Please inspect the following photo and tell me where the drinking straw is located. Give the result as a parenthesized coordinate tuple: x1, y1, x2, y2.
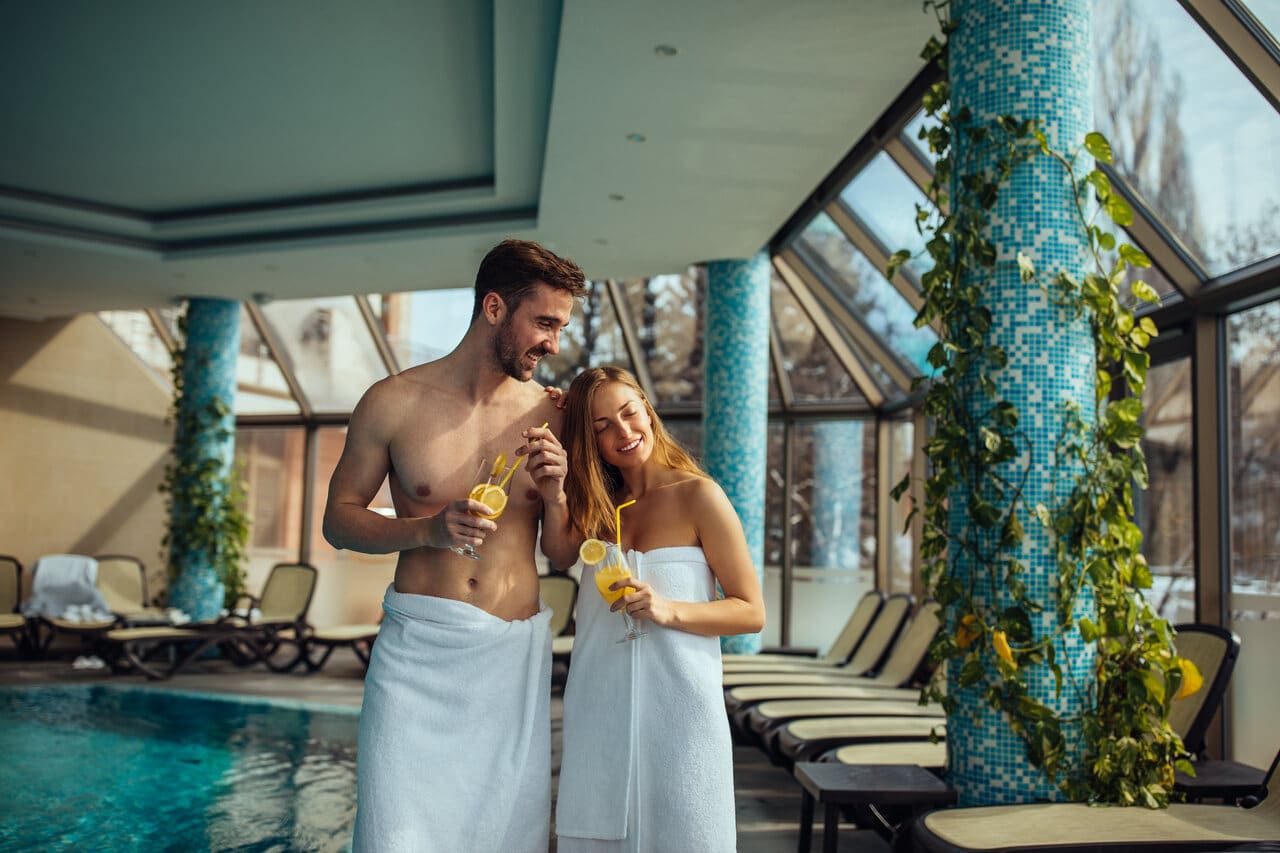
(498, 422, 550, 489)
(486, 454, 506, 486)
(614, 499, 637, 548)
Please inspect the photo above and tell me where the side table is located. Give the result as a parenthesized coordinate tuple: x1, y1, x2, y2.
(793, 761, 956, 853)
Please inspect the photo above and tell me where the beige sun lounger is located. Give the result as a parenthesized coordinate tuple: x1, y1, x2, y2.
(721, 590, 885, 672)
(722, 594, 914, 688)
(908, 748, 1280, 853)
(0, 555, 29, 652)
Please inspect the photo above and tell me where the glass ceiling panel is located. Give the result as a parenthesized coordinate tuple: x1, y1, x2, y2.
(236, 305, 299, 415)
(380, 288, 473, 369)
(769, 269, 866, 406)
(622, 270, 705, 407)
(258, 296, 388, 414)
(768, 357, 782, 408)
(155, 305, 183, 345)
(830, 321, 898, 397)
(1241, 0, 1280, 47)
(839, 151, 933, 282)
(97, 310, 173, 389)
(536, 282, 633, 390)
(1093, 0, 1280, 277)
(797, 213, 937, 377)
(902, 109, 939, 167)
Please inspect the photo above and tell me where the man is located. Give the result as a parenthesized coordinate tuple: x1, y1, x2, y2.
(323, 239, 588, 852)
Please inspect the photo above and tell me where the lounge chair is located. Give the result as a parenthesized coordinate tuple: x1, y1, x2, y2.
(25, 554, 116, 652)
(907, 747, 1280, 853)
(822, 740, 948, 770)
(104, 561, 318, 679)
(92, 555, 169, 624)
(0, 555, 30, 652)
(727, 601, 938, 740)
(297, 622, 380, 672)
(721, 593, 914, 690)
(721, 590, 884, 672)
(538, 572, 579, 673)
(1166, 623, 1264, 804)
(218, 562, 319, 671)
(752, 604, 943, 766)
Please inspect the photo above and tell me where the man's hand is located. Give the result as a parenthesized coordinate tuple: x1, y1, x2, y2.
(429, 498, 499, 549)
(518, 424, 568, 506)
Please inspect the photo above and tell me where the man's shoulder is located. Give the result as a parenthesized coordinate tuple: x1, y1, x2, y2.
(515, 379, 564, 427)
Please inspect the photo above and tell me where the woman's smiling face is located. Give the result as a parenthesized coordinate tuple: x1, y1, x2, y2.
(591, 381, 653, 469)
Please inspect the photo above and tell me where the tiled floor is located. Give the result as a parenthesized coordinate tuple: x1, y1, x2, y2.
(0, 647, 890, 853)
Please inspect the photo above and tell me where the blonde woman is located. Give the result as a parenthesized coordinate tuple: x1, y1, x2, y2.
(554, 366, 765, 853)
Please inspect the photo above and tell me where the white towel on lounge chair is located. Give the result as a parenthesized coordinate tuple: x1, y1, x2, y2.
(353, 586, 553, 853)
(22, 554, 111, 620)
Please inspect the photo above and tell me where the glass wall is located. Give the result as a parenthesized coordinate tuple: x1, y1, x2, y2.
(1137, 358, 1195, 623)
(1226, 300, 1280, 768)
(306, 426, 397, 628)
(236, 427, 306, 596)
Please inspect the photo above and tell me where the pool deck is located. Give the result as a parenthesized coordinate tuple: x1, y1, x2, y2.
(0, 645, 889, 853)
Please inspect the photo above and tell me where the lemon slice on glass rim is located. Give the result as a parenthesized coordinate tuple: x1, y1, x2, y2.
(579, 538, 608, 566)
(469, 484, 508, 516)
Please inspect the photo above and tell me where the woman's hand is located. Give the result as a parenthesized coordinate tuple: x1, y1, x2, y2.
(611, 577, 675, 627)
(544, 386, 568, 409)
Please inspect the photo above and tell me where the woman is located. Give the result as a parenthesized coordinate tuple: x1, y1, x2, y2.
(554, 366, 765, 853)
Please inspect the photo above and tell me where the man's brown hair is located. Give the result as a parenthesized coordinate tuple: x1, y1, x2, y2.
(473, 239, 588, 320)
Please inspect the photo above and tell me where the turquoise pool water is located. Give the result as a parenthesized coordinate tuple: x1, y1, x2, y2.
(0, 684, 358, 852)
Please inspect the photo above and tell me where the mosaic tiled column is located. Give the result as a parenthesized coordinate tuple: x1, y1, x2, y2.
(703, 253, 770, 654)
(168, 298, 241, 621)
(811, 421, 863, 571)
(947, 0, 1097, 804)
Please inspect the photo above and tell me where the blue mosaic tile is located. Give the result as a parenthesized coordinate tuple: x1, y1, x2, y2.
(946, 0, 1097, 805)
(703, 253, 770, 654)
(169, 298, 241, 621)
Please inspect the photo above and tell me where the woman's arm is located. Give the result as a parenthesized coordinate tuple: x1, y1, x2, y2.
(617, 478, 765, 637)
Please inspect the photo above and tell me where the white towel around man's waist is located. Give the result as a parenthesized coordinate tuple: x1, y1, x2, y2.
(22, 554, 112, 620)
(353, 586, 553, 853)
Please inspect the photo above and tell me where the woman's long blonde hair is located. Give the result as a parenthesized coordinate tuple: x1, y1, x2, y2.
(562, 366, 704, 541)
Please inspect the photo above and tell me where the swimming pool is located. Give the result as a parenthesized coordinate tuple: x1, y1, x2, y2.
(0, 684, 358, 852)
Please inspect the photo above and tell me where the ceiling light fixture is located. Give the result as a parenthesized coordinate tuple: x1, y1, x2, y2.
(608, 193, 624, 202)
(654, 45, 677, 57)
(625, 133, 646, 143)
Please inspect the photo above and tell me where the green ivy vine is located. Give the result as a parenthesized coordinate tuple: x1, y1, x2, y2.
(159, 310, 251, 608)
(889, 13, 1199, 807)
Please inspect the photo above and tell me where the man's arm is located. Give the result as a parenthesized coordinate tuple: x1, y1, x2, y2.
(521, 422, 581, 571)
(322, 382, 433, 554)
(324, 382, 498, 555)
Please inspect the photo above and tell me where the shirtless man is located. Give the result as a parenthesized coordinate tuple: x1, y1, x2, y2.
(323, 239, 587, 852)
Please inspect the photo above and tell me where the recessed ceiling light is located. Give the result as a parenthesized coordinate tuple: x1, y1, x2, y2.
(626, 133, 646, 143)
(608, 193, 624, 202)
(654, 45, 677, 57)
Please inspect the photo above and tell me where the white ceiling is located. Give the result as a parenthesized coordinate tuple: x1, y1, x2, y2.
(0, 0, 932, 320)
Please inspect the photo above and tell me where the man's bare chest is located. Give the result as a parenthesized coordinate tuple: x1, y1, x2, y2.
(388, 419, 543, 508)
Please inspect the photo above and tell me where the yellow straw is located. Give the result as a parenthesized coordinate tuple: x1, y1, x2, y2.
(499, 422, 550, 490)
(614, 499, 637, 548)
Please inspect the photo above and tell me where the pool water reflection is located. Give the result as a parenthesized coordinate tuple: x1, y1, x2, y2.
(0, 685, 357, 852)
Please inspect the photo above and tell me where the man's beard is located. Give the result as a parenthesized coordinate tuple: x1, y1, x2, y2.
(494, 319, 543, 381)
